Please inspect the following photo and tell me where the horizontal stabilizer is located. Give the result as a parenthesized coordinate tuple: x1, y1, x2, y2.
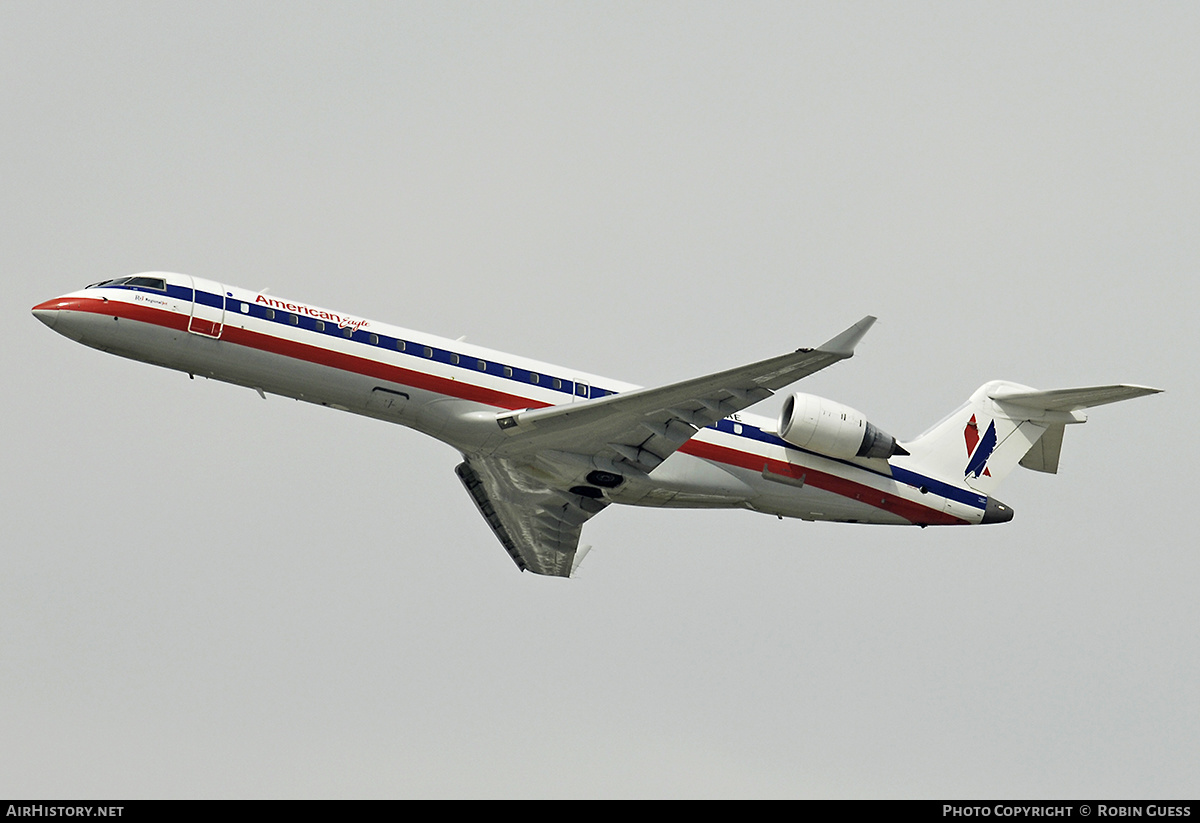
(989, 384, 1161, 412)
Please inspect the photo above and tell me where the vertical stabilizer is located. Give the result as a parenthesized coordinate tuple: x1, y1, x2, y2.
(896, 382, 1049, 495)
(896, 381, 1160, 495)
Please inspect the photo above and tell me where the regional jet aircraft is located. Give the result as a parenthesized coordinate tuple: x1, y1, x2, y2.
(33, 274, 1161, 576)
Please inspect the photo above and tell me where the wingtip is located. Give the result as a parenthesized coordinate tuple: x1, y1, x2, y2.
(1120, 385, 1165, 402)
(818, 315, 877, 357)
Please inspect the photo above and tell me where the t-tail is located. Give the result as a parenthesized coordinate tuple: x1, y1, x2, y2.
(894, 380, 1161, 521)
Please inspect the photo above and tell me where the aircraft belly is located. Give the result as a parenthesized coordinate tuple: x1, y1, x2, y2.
(68, 308, 482, 439)
(646, 452, 756, 498)
(602, 446, 921, 524)
(732, 466, 906, 524)
(188, 343, 468, 438)
(67, 310, 192, 368)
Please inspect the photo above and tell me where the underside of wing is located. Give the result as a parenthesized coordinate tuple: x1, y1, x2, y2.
(455, 458, 607, 577)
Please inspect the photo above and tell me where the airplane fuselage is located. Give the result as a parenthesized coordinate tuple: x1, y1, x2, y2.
(33, 273, 995, 549)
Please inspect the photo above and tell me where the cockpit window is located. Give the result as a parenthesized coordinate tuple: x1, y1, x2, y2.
(86, 277, 131, 289)
(125, 276, 166, 290)
(85, 276, 165, 291)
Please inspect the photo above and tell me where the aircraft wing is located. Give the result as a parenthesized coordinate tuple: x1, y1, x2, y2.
(455, 317, 876, 576)
(491, 315, 877, 475)
(456, 458, 605, 577)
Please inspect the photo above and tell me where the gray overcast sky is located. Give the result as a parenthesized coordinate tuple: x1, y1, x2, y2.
(2, 1, 1197, 798)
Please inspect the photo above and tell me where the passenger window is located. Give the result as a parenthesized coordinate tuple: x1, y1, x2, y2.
(530, 373, 540, 385)
(315, 320, 325, 332)
(288, 314, 299, 325)
(369, 333, 378, 345)
(265, 308, 275, 320)
(552, 378, 562, 390)
(342, 327, 353, 338)
(476, 359, 487, 371)
(503, 366, 513, 378)
(423, 346, 433, 358)
(449, 353, 459, 365)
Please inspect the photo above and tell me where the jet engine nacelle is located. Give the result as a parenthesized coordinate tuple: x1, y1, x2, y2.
(777, 392, 906, 460)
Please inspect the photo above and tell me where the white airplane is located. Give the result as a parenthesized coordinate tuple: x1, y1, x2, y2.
(33, 273, 1161, 577)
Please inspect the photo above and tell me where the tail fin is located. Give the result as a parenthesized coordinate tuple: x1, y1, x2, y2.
(896, 380, 1161, 496)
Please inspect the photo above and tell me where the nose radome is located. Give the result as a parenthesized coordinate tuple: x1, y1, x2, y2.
(32, 299, 62, 329)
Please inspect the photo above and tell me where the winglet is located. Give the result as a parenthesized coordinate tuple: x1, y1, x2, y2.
(817, 315, 877, 357)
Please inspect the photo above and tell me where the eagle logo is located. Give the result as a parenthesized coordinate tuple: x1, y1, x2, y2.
(964, 415, 997, 479)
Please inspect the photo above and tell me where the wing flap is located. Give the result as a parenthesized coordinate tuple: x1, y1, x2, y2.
(456, 461, 530, 572)
(455, 458, 607, 577)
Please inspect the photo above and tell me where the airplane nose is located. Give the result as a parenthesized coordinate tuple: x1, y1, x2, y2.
(32, 299, 62, 329)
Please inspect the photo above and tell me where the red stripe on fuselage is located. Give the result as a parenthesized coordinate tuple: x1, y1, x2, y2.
(678, 440, 966, 525)
(64, 295, 963, 525)
(58, 296, 549, 411)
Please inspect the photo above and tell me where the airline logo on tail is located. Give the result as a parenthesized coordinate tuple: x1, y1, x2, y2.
(964, 415, 997, 479)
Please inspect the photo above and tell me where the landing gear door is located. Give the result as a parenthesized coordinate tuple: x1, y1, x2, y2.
(188, 276, 226, 338)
